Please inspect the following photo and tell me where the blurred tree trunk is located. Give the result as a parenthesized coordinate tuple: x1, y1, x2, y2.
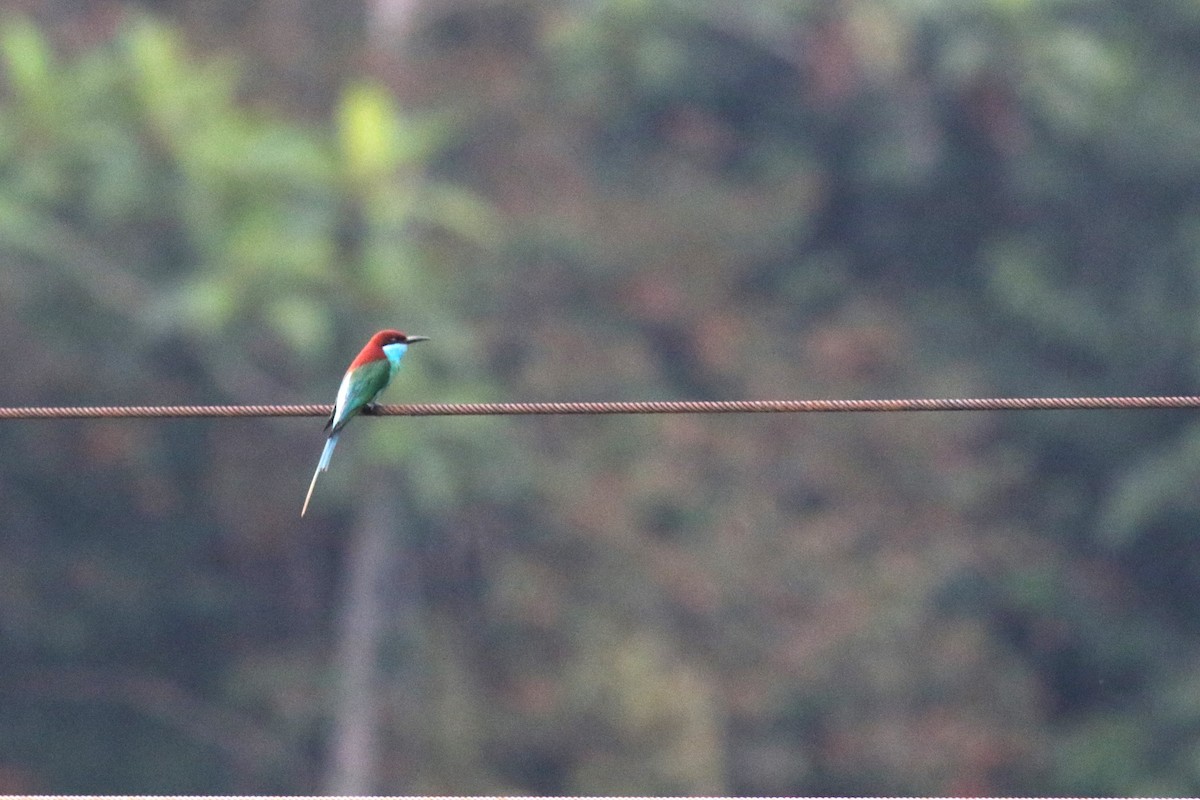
(322, 476, 397, 795)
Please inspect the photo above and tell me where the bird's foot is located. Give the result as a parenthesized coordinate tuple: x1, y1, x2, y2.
(362, 402, 381, 415)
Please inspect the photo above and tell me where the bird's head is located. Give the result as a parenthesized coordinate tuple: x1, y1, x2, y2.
(370, 329, 430, 370)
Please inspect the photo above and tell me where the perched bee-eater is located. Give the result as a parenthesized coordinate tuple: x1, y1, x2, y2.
(301, 329, 429, 516)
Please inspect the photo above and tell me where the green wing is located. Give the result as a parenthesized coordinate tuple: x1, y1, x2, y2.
(330, 359, 393, 433)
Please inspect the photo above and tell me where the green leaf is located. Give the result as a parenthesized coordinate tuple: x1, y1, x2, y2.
(0, 17, 52, 97)
(337, 82, 400, 184)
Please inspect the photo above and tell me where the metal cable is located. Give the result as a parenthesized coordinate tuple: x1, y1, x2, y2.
(1, 396, 1200, 419)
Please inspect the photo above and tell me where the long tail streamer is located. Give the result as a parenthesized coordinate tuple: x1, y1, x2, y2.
(300, 434, 339, 517)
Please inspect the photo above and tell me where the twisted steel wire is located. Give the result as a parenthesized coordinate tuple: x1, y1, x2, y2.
(1, 396, 1200, 420)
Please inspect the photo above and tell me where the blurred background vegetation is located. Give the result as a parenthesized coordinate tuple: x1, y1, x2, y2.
(3, 0, 1200, 794)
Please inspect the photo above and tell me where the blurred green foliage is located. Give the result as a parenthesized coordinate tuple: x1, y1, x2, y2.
(4, 0, 1200, 795)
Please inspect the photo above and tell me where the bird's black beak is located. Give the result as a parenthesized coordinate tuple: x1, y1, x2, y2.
(406, 335, 431, 344)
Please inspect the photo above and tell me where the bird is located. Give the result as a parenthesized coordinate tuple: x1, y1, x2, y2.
(301, 329, 430, 517)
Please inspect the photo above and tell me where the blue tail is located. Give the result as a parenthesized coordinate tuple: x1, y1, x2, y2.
(318, 433, 340, 472)
(302, 433, 340, 517)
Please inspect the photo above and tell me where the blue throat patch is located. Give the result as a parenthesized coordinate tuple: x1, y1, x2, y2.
(381, 342, 408, 376)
